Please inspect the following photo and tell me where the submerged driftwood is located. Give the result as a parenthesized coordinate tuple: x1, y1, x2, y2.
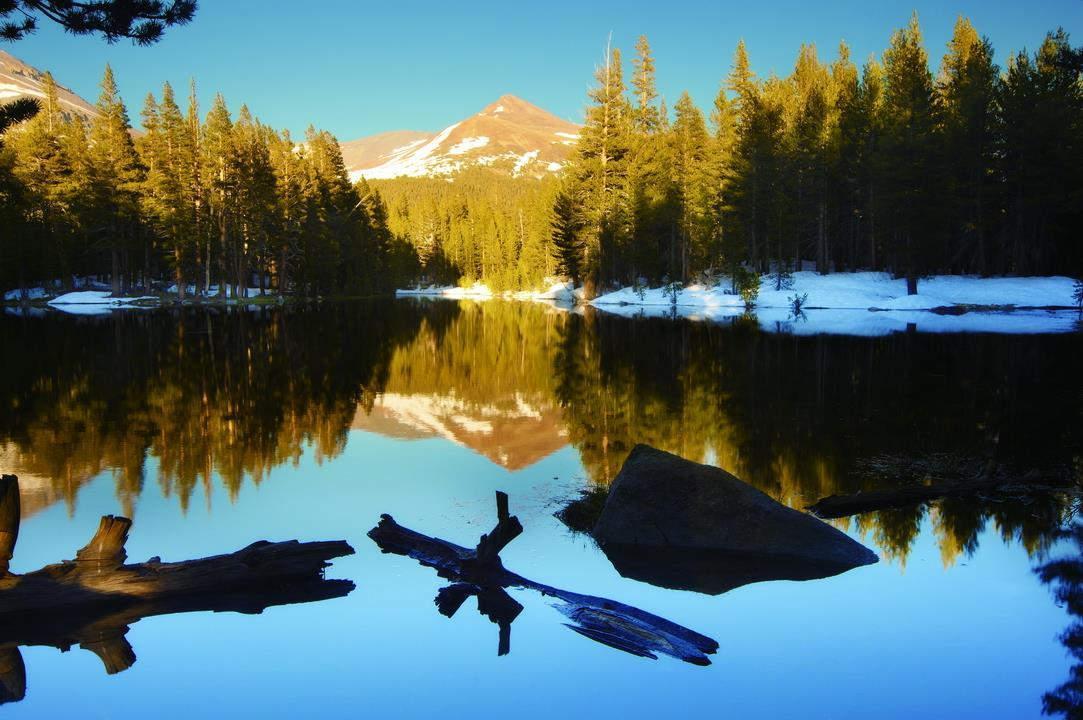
(0, 474, 354, 704)
(807, 457, 1077, 519)
(368, 491, 718, 665)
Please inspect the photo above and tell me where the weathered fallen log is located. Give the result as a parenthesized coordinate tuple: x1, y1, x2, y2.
(0, 474, 354, 704)
(368, 491, 718, 665)
(807, 470, 1076, 519)
(0, 516, 353, 616)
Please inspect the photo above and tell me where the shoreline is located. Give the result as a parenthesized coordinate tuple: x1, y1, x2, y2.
(394, 272, 1083, 336)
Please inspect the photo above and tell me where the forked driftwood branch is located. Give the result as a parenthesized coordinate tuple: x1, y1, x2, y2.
(0, 474, 354, 704)
(368, 491, 718, 665)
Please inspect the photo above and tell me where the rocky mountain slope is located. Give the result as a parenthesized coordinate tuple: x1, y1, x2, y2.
(0, 49, 99, 122)
(342, 94, 580, 181)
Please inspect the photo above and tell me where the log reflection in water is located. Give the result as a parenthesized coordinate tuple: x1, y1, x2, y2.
(0, 475, 354, 705)
(368, 491, 719, 665)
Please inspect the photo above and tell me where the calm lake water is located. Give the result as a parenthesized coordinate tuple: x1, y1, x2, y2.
(1, 300, 1081, 719)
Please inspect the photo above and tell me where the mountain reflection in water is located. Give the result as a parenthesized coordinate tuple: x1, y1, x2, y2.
(0, 299, 1079, 568)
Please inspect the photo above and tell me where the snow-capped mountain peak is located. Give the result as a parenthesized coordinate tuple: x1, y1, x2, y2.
(341, 94, 580, 181)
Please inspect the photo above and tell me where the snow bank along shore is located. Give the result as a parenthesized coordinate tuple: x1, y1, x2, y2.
(397, 272, 1082, 336)
(4, 281, 278, 316)
(396, 279, 583, 304)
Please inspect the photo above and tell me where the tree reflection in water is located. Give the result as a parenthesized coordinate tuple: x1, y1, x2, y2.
(1037, 523, 1083, 719)
(0, 300, 1079, 568)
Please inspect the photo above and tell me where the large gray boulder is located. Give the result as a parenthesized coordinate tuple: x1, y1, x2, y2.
(594, 445, 878, 594)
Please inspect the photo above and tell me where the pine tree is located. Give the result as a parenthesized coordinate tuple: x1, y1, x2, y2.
(726, 40, 770, 271)
(728, 40, 756, 117)
(184, 80, 207, 293)
(939, 17, 998, 274)
(0, 98, 39, 137)
(709, 81, 740, 277)
(881, 13, 942, 294)
(232, 105, 276, 296)
(140, 82, 195, 299)
(631, 35, 660, 133)
(671, 91, 711, 279)
(573, 42, 632, 291)
(11, 72, 78, 285)
(268, 129, 304, 292)
(89, 64, 144, 294)
(551, 188, 584, 282)
(1, 1, 197, 45)
(832, 41, 863, 270)
(789, 44, 834, 273)
(858, 56, 886, 269)
(200, 93, 236, 296)
(997, 30, 1083, 276)
(626, 34, 673, 283)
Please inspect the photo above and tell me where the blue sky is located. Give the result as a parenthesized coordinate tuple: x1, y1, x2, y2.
(6, 0, 1082, 140)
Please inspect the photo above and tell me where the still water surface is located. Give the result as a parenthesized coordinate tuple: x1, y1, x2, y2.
(1, 300, 1080, 718)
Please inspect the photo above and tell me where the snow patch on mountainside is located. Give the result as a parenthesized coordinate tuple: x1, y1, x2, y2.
(0, 82, 29, 100)
(343, 94, 580, 180)
(388, 138, 428, 156)
(513, 150, 539, 176)
(349, 122, 463, 180)
(448, 136, 489, 155)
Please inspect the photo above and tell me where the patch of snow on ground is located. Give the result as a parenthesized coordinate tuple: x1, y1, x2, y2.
(48, 291, 156, 306)
(397, 278, 581, 305)
(492, 105, 505, 113)
(547, 162, 562, 172)
(396, 273, 1081, 335)
(396, 283, 494, 300)
(592, 272, 1079, 311)
(448, 136, 490, 155)
(587, 272, 1080, 335)
(3, 287, 47, 301)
